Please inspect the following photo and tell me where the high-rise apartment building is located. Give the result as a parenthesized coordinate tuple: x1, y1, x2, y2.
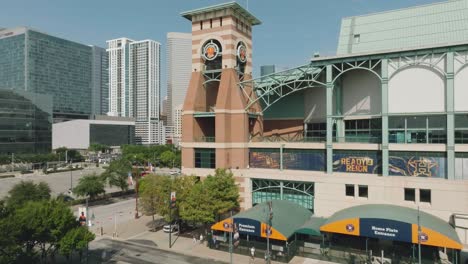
(91, 46, 109, 116)
(0, 27, 106, 121)
(107, 38, 133, 117)
(129, 40, 163, 145)
(107, 38, 163, 145)
(166, 32, 191, 145)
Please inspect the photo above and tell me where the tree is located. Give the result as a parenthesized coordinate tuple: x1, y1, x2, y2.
(13, 199, 78, 262)
(73, 174, 105, 200)
(88, 143, 110, 153)
(179, 181, 215, 223)
(203, 169, 239, 219)
(56, 147, 83, 162)
(160, 150, 176, 168)
(139, 174, 160, 224)
(6, 181, 51, 208)
(101, 158, 131, 191)
(59, 226, 95, 261)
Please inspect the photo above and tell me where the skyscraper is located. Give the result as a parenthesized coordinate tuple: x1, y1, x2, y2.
(107, 38, 133, 117)
(0, 27, 99, 121)
(166, 32, 191, 145)
(91, 46, 109, 116)
(107, 38, 163, 145)
(129, 40, 163, 145)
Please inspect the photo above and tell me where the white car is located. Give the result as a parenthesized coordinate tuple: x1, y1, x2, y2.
(163, 224, 179, 233)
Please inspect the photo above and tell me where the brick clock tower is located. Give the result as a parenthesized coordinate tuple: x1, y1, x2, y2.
(180, 3, 261, 174)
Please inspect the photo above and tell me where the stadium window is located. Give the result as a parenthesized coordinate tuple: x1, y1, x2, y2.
(345, 184, 355, 197)
(210, 19, 213, 28)
(200, 21, 203, 30)
(358, 185, 368, 198)
(420, 189, 431, 203)
(404, 188, 415, 201)
(220, 17, 223, 27)
(354, 34, 360, 44)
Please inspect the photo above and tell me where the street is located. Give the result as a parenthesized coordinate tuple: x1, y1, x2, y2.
(89, 238, 227, 264)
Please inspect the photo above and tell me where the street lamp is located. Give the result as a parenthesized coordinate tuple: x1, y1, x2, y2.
(133, 161, 140, 219)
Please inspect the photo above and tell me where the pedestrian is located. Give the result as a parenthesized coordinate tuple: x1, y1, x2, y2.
(199, 233, 204, 244)
(250, 246, 255, 261)
(192, 235, 197, 244)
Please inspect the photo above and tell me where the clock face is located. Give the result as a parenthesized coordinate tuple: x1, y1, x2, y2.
(202, 41, 220, 61)
(237, 43, 247, 63)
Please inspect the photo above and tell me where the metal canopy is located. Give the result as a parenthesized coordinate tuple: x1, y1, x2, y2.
(238, 64, 325, 112)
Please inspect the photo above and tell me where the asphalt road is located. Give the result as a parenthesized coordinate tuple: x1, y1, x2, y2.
(90, 238, 227, 264)
(0, 166, 123, 199)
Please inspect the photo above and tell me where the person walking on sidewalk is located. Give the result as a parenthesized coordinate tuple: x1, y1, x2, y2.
(250, 246, 255, 262)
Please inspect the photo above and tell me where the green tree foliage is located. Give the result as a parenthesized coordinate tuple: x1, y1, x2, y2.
(6, 181, 51, 208)
(55, 147, 84, 162)
(101, 158, 131, 191)
(160, 150, 176, 168)
(0, 153, 58, 165)
(88, 143, 110, 153)
(179, 169, 239, 224)
(73, 173, 105, 200)
(203, 169, 239, 218)
(139, 174, 160, 223)
(121, 144, 180, 167)
(59, 226, 95, 261)
(139, 175, 198, 223)
(179, 181, 214, 223)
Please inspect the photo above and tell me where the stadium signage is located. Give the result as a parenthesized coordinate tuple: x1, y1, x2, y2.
(341, 157, 374, 173)
(234, 218, 260, 236)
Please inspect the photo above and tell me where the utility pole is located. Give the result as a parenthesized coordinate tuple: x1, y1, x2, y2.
(169, 191, 176, 248)
(65, 150, 68, 164)
(418, 206, 421, 264)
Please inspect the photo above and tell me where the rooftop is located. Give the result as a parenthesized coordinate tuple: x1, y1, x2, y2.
(180, 1, 261, 26)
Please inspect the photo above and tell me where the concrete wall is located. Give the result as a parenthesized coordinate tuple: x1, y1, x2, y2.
(52, 120, 90, 149)
(389, 66, 445, 113)
(455, 66, 468, 112)
(341, 70, 381, 116)
(304, 87, 326, 122)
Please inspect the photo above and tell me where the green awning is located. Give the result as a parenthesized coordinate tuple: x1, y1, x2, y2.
(320, 204, 463, 250)
(295, 217, 327, 236)
(212, 200, 312, 241)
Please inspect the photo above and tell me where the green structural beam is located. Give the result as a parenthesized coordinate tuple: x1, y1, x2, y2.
(326, 65, 334, 174)
(381, 58, 389, 176)
(238, 64, 326, 112)
(446, 52, 455, 180)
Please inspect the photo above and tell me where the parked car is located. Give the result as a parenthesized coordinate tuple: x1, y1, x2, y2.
(163, 223, 179, 233)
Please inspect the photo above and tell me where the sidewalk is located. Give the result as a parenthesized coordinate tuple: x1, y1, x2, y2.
(122, 229, 336, 264)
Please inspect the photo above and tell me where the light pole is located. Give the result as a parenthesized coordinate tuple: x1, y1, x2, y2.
(70, 158, 73, 192)
(266, 201, 273, 264)
(229, 210, 233, 264)
(418, 206, 421, 264)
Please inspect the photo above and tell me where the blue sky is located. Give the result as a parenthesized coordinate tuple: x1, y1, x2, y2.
(0, 0, 442, 97)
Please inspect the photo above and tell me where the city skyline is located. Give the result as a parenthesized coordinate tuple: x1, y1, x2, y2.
(0, 0, 444, 98)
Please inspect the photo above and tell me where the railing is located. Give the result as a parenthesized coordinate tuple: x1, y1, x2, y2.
(333, 136, 381, 144)
(250, 136, 326, 143)
(194, 136, 215, 142)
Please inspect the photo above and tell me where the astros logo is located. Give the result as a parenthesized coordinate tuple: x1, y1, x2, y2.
(346, 224, 355, 232)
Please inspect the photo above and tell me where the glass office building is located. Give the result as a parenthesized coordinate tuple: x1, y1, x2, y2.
(0, 27, 108, 121)
(0, 89, 52, 154)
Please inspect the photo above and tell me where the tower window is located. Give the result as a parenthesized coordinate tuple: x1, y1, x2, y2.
(404, 188, 416, 201)
(220, 17, 223, 26)
(345, 184, 355, 197)
(200, 21, 203, 30)
(420, 189, 431, 203)
(210, 19, 213, 28)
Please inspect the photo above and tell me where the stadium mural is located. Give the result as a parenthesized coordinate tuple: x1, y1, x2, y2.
(333, 151, 382, 174)
(249, 149, 325, 171)
(389, 152, 446, 178)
